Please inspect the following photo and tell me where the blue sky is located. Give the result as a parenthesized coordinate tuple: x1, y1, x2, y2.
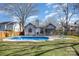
(0, 3, 56, 22)
(0, 3, 79, 26)
(0, 12, 11, 22)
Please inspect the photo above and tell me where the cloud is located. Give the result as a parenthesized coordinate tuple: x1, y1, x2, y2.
(27, 16, 38, 20)
(53, 5, 59, 9)
(0, 11, 5, 13)
(69, 17, 79, 25)
(11, 15, 38, 23)
(62, 3, 67, 7)
(45, 10, 49, 14)
(68, 13, 72, 17)
(44, 12, 58, 26)
(0, 10, 11, 16)
(26, 15, 38, 23)
(46, 3, 53, 8)
(71, 16, 79, 22)
(46, 3, 59, 9)
(45, 12, 57, 20)
(11, 16, 19, 22)
(57, 13, 79, 25)
(46, 3, 53, 6)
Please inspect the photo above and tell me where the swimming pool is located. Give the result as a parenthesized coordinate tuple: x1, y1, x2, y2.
(3, 36, 49, 41)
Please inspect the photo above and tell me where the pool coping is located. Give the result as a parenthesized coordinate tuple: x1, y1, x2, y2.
(3, 36, 49, 42)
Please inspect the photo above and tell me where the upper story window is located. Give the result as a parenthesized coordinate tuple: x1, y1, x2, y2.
(28, 28, 32, 33)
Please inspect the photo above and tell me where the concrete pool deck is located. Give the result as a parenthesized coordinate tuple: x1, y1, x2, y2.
(49, 35, 76, 41)
(2, 35, 76, 42)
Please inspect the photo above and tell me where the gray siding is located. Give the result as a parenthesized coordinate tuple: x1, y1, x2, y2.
(0, 25, 6, 31)
(25, 24, 36, 35)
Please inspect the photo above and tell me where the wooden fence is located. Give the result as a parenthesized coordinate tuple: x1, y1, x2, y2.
(0, 31, 20, 41)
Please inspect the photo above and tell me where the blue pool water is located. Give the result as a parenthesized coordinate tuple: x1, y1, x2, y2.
(6, 36, 49, 41)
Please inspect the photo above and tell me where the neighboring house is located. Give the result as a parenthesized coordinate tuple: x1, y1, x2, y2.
(0, 21, 20, 32)
(25, 23, 56, 36)
(69, 21, 79, 35)
(44, 23, 56, 35)
(0, 22, 8, 31)
(74, 21, 79, 35)
(24, 23, 36, 36)
(69, 25, 77, 35)
(0, 21, 56, 36)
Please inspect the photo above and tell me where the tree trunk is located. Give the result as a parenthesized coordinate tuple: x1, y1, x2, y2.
(19, 23, 25, 35)
(64, 27, 68, 35)
(64, 4, 69, 35)
(64, 24, 70, 35)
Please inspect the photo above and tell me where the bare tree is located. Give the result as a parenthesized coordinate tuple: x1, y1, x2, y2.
(74, 20, 79, 35)
(0, 3, 38, 35)
(73, 3, 79, 35)
(55, 3, 78, 35)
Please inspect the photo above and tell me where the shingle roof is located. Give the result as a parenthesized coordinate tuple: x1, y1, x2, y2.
(25, 23, 36, 28)
(0, 21, 17, 25)
(25, 22, 56, 28)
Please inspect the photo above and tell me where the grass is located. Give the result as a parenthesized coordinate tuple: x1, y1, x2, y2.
(0, 36, 79, 56)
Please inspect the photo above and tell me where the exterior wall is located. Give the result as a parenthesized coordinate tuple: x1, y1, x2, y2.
(46, 25, 55, 29)
(25, 23, 56, 36)
(75, 27, 79, 35)
(25, 25, 36, 36)
(0, 25, 6, 31)
(7, 24, 14, 30)
(36, 28, 40, 35)
(13, 23, 20, 32)
(0, 23, 20, 32)
(45, 25, 56, 35)
(0, 23, 20, 41)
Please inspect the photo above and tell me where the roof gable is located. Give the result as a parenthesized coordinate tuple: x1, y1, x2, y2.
(25, 23, 36, 28)
(45, 23, 56, 28)
(25, 23, 56, 29)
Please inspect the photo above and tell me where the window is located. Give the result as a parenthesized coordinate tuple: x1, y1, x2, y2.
(28, 28, 32, 32)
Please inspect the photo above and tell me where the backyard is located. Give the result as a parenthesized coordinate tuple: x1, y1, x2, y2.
(0, 36, 79, 56)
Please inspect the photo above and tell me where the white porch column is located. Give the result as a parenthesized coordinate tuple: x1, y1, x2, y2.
(5, 24, 7, 30)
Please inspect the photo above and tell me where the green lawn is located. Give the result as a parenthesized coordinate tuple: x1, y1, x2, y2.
(0, 37, 79, 56)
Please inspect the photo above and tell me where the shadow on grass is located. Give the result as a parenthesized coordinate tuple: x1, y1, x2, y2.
(0, 45, 36, 51)
(5, 46, 35, 56)
(34, 43, 79, 56)
(71, 46, 79, 56)
(1, 42, 79, 56)
(18, 43, 77, 56)
(5, 43, 72, 55)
